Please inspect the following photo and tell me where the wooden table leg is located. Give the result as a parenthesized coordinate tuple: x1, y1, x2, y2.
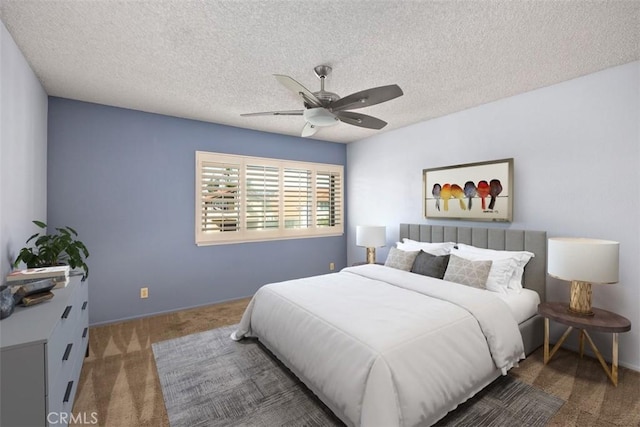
(544, 318, 549, 363)
(548, 325, 573, 363)
(579, 329, 585, 358)
(583, 330, 618, 386)
(612, 333, 619, 386)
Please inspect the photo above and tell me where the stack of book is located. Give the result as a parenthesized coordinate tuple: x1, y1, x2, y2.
(7, 265, 70, 289)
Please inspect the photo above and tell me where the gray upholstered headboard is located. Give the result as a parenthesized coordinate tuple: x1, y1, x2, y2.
(399, 224, 547, 302)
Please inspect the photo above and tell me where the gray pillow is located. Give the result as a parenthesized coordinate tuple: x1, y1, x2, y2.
(411, 251, 450, 279)
(443, 254, 492, 289)
(385, 247, 419, 271)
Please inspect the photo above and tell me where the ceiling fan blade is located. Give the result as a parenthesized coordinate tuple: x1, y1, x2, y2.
(274, 74, 323, 108)
(335, 111, 388, 130)
(330, 84, 403, 112)
(240, 110, 303, 117)
(301, 122, 317, 137)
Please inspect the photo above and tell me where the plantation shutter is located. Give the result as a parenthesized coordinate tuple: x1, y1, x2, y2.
(200, 161, 241, 234)
(316, 170, 342, 228)
(283, 168, 312, 229)
(246, 164, 280, 230)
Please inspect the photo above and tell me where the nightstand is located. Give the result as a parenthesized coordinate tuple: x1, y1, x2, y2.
(537, 301, 631, 386)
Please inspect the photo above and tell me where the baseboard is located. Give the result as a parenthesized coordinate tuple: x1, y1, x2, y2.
(89, 295, 252, 327)
(558, 342, 640, 373)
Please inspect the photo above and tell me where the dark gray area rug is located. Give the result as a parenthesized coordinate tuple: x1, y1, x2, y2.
(153, 324, 564, 427)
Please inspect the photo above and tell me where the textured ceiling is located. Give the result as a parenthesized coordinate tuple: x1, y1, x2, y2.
(1, 1, 639, 143)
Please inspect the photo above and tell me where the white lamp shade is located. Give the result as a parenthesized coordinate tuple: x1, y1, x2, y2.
(356, 226, 386, 248)
(548, 237, 619, 284)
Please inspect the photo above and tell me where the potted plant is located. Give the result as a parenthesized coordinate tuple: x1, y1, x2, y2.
(13, 221, 90, 280)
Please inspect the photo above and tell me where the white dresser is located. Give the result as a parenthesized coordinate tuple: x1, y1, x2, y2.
(0, 276, 89, 427)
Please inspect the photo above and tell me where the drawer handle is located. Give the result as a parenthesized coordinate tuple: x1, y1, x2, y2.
(61, 305, 72, 319)
(63, 343, 73, 361)
(63, 381, 74, 403)
(82, 301, 88, 310)
(82, 327, 88, 338)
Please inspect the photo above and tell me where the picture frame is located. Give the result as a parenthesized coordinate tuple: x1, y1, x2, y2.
(423, 158, 513, 222)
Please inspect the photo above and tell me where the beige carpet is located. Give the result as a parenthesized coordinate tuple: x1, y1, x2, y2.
(72, 298, 640, 426)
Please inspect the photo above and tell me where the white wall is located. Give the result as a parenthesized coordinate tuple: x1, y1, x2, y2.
(347, 61, 640, 370)
(0, 21, 48, 281)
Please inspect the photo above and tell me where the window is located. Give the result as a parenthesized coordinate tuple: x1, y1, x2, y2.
(196, 151, 343, 245)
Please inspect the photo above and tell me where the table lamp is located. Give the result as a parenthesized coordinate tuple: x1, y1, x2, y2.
(356, 226, 386, 264)
(547, 237, 619, 316)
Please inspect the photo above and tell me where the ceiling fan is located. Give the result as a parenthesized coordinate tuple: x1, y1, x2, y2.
(241, 65, 403, 137)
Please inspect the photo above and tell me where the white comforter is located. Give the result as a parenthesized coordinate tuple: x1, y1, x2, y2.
(232, 265, 525, 427)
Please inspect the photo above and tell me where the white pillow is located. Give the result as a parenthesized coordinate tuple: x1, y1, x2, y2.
(456, 244, 534, 291)
(396, 239, 455, 256)
(450, 248, 516, 294)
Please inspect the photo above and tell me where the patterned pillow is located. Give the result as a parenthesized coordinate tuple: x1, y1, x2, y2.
(450, 248, 516, 294)
(443, 254, 492, 289)
(411, 251, 450, 279)
(385, 247, 419, 271)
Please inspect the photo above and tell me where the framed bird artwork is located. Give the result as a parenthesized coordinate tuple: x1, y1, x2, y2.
(423, 158, 513, 222)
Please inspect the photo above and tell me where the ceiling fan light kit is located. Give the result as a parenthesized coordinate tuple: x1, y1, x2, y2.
(303, 108, 338, 127)
(241, 65, 403, 137)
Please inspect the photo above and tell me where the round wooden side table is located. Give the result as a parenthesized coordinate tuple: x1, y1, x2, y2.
(537, 301, 631, 386)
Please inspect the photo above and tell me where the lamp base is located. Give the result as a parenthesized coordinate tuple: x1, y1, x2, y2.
(366, 247, 376, 264)
(568, 280, 594, 316)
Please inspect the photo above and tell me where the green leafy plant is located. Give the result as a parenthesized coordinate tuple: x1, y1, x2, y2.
(13, 220, 90, 279)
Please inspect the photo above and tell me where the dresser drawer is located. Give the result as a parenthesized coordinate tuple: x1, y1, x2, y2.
(78, 285, 89, 332)
(48, 375, 78, 426)
(74, 305, 89, 364)
(76, 279, 88, 302)
(71, 279, 88, 310)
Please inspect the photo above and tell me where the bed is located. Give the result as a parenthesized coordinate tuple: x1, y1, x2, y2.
(232, 224, 546, 426)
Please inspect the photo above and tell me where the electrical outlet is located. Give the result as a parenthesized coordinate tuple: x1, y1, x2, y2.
(329, 262, 335, 271)
(140, 287, 149, 299)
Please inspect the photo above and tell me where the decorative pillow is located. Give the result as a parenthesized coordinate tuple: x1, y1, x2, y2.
(385, 247, 420, 271)
(396, 239, 455, 256)
(411, 251, 450, 279)
(443, 254, 493, 289)
(456, 244, 534, 291)
(450, 248, 516, 294)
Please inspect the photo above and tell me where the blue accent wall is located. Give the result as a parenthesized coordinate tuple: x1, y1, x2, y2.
(47, 98, 347, 325)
